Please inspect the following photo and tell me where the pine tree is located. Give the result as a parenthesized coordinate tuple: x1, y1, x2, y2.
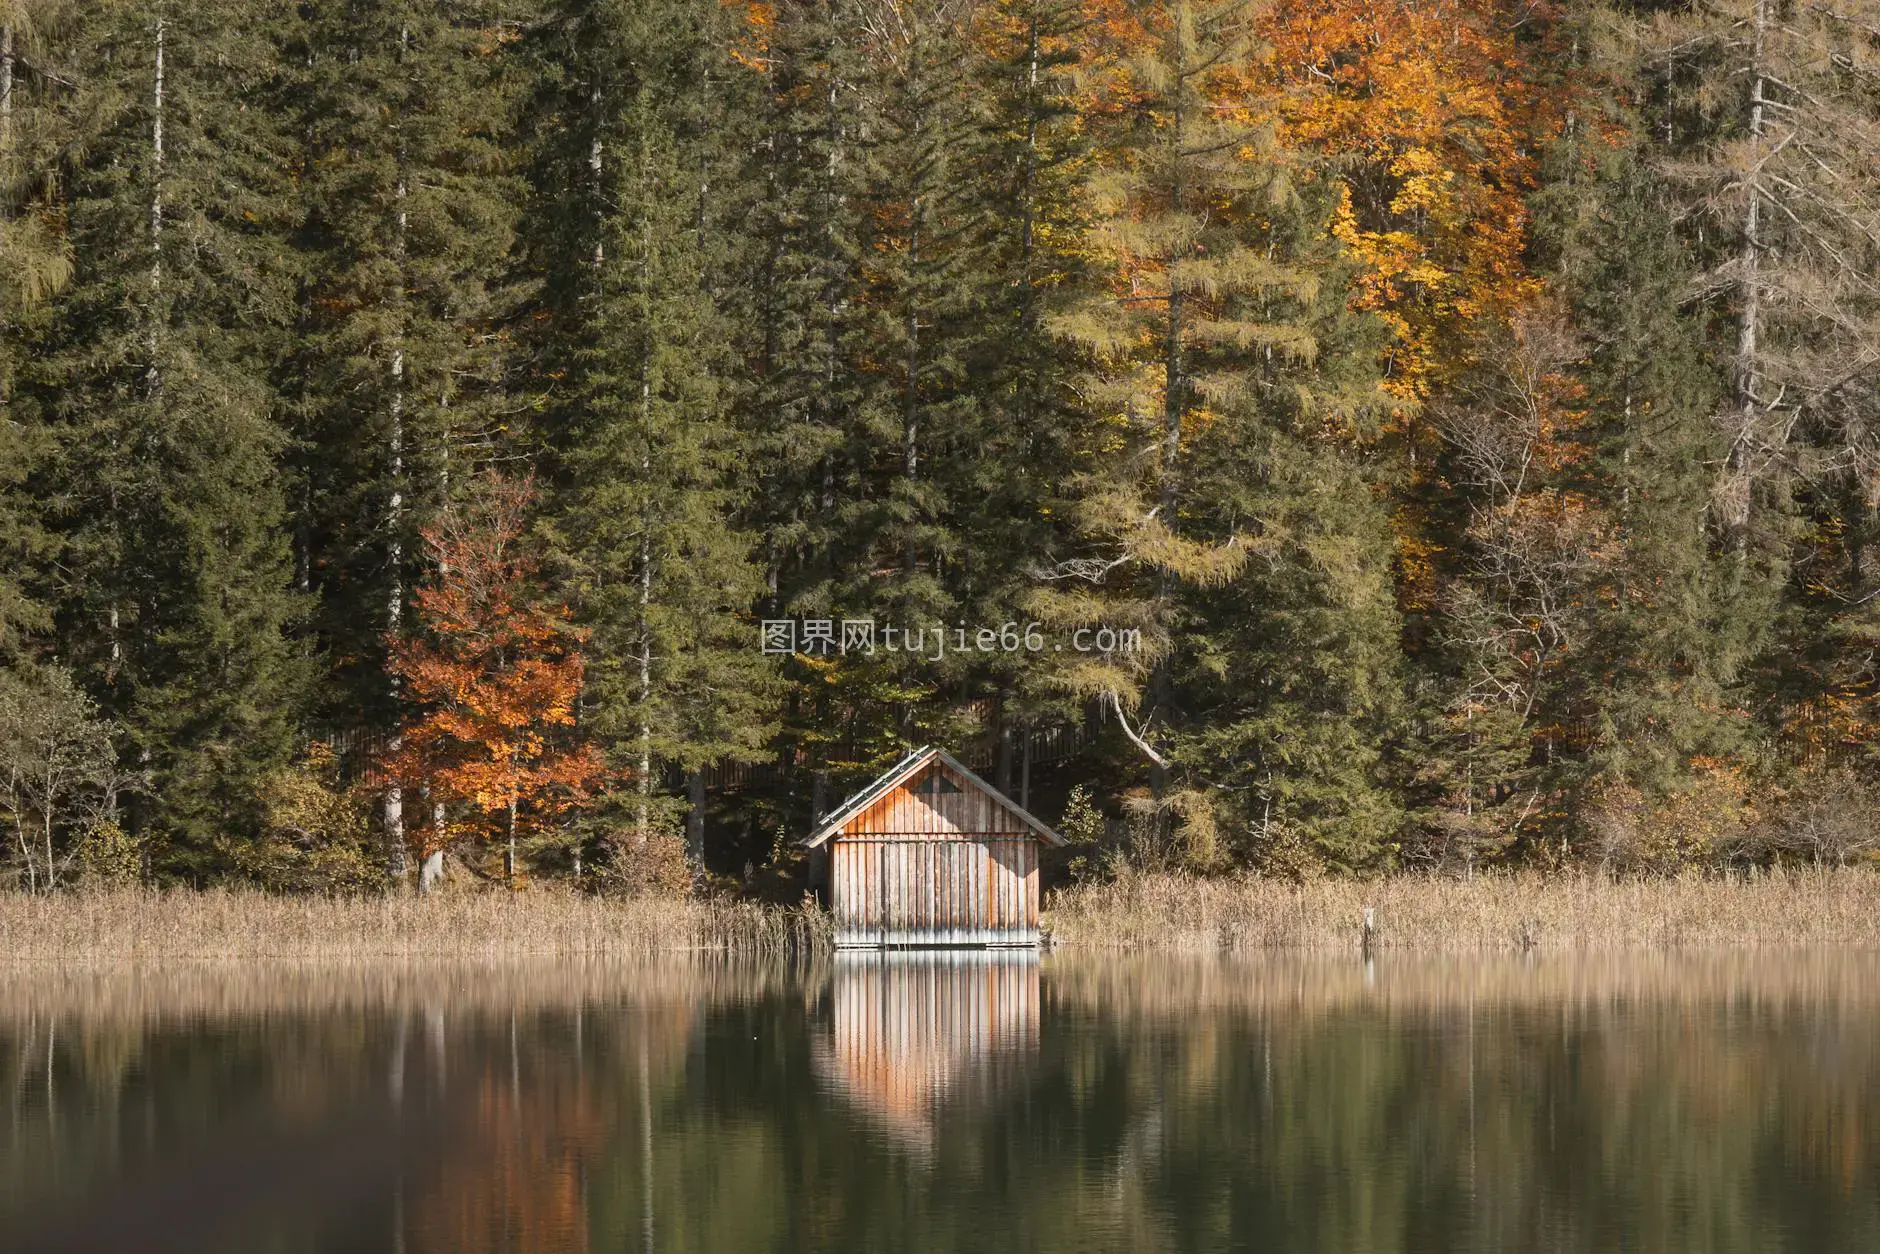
(525, 0, 779, 875)
(32, 0, 310, 870)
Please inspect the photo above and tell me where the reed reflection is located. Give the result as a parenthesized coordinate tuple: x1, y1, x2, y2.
(815, 950, 1040, 1150)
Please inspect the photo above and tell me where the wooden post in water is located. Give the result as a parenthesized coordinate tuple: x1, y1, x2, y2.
(1361, 906, 1377, 954)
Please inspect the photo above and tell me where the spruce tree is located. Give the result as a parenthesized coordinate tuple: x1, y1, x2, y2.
(0, 0, 72, 653)
(735, 0, 910, 824)
(525, 0, 779, 873)
(1530, 113, 1760, 812)
(741, 0, 1094, 819)
(32, 0, 310, 870)
(290, 0, 531, 879)
(957, 0, 1093, 790)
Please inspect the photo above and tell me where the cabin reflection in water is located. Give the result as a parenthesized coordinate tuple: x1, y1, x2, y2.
(815, 950, 1041, 1148)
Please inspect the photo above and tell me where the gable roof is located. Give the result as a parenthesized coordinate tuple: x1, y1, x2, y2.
(803, 746, 1067, 848)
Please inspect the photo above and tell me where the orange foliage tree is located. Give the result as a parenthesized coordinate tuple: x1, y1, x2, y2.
(1256, 0, 1571, 620)
(1257, 0, 1565, 402)
(389, 473, 605, 886)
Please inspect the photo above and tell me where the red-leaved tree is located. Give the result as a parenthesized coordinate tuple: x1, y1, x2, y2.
(390, 473, 604, 886)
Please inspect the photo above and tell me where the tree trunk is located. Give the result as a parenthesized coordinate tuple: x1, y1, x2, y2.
(416, 788, 444, 894)
(1020, 727, 1032, 813)
(419, 848, 444, 894)
(147, 14, 164, 395)
(42, 790, 55, 892)
(995, 697, 1013, 795)
(636, 530, 653, 850)
(1, 23, 13, 176)
(505, 797, 517, 888)
(685, 768, 706, 879)
(1147, 25, 1188, 798)
(633, 127, 656, 855)
(902, 32, 923, 576)
(383, 23, 413, 888)
(1738, 0, 1766, 422)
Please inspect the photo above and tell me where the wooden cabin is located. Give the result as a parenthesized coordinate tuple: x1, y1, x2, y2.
(805, 747, 1066, 949)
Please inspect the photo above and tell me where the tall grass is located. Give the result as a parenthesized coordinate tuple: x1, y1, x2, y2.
(0, 887, 830, 964)
(1044, 868, 1880, 951)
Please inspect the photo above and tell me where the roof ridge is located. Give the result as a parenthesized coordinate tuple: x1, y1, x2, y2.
(802, 745, 1065, 848)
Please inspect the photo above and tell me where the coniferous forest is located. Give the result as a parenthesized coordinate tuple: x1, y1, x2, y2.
(4, 0, 1880, 893)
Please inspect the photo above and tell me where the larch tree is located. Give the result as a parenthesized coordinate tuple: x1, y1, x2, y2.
(1043, 0, 1405, 868)
(1639, 0, 1880, 752)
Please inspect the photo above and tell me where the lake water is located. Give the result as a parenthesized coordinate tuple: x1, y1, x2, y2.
(4, 951, 1879, 1253)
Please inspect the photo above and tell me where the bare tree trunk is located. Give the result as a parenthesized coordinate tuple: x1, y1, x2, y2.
(1019, 729, 1032, 813)
(636, 529, 652, 851)
(1020, 13, 1039, 291)
(1147, 27, 1188, 798)
(41, 771, 55, 891)
(418, 786, 444, 893)
(995, 697, 1013, 795)
(148, 14, 163, 394)
(902, 32, 923, 577)
(685, 768, 705, 878)
(383, 24, 413, 889)
(1738, 0, 1766, 422)
(632, 132, 659, 853)
(505, 796, 517, 888)
(590, 81, 604, 271)
(1, 23, 14, 180)
(10, 771, 35, 891)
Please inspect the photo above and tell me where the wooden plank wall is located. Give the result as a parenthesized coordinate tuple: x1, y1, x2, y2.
(847, 761, 1029, 838)
(832, 763, 1041, 947)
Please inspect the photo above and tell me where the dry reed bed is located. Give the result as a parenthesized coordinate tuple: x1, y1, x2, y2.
(0, 887, 829, 964)
(6, 870, 1880, 969)
(1044, 868, 1880, 951)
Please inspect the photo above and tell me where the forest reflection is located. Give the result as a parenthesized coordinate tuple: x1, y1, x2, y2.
(4, 952, 1880, 1253)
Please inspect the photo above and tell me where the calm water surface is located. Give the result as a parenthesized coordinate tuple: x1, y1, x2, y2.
(3, 951, 1878, 1253)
